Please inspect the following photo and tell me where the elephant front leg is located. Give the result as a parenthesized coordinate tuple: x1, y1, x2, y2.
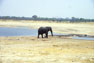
(45, 33, 48, 38)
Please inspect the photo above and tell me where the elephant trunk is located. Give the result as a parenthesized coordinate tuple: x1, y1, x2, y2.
(50, 29, 53, 36)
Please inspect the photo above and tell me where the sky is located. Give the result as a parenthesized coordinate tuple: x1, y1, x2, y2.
(0, 0, 94, 19)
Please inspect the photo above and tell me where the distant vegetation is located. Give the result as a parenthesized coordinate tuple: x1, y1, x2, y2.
(0, 15, 94, 22)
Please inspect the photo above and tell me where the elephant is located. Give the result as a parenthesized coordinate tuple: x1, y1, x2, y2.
(38, 27, 53, 38)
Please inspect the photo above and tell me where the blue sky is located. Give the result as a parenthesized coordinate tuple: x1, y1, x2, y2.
(0, 0, 94, 19)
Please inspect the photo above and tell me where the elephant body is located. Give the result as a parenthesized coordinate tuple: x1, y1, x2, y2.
(38, 27, 53, 38)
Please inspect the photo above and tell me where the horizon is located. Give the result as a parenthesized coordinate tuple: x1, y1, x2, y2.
(0, 0, 94, 19)
(0, 15, 94, 19)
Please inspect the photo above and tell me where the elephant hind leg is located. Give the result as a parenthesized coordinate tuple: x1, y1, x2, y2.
(38, 34, 40, 38)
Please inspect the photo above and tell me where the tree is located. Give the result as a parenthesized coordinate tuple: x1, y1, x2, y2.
(32, 15, 38, 19)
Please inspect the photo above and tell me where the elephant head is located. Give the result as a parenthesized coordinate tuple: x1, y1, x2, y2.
(46, 27, 53, 36)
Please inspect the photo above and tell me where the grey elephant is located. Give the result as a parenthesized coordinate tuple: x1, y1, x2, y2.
(38, 27, 53, 38)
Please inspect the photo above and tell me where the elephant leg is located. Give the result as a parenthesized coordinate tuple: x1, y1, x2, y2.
(45, 33, 47, 38)
(41, 34, 43, 38)
(46, 33, 48, 38)
(38, 34, 40, 38)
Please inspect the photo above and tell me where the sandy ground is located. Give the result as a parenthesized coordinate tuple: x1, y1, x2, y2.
(0, 20, 94, 63)
(0, 36, 94, 63)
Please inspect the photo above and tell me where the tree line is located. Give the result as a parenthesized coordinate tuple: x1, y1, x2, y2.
(0, 15, 94, 22)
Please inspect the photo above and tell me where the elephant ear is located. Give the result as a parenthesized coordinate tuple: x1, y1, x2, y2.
(46, 27, 51, 31)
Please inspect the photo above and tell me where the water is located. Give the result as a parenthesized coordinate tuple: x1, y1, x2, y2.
(72, 37, 94, 40)
(0, 27, 37, 36)
(0, 27, 94, 40)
